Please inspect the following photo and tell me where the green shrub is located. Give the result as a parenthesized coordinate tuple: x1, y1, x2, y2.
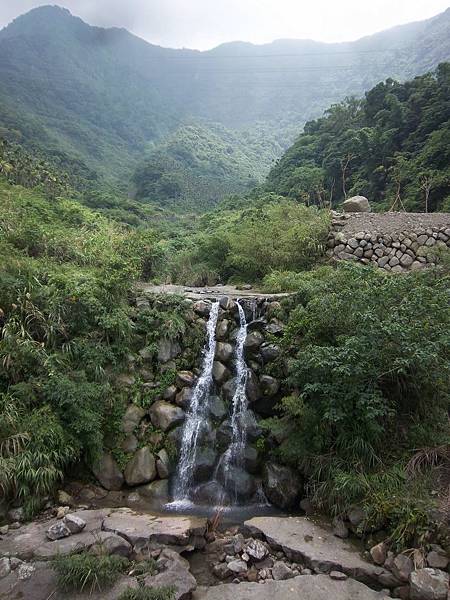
(0, 180, 156, 511)
(53, 552, 129, 593)
(270, 263, 450, 546)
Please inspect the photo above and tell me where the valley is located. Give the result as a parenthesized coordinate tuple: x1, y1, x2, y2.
(0, 4, 449, 600)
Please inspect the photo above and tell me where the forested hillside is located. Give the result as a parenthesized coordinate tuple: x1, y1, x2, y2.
(0, 5, 449, 197)
(132, 121, 286, 209)
(267, 64, 450, 211)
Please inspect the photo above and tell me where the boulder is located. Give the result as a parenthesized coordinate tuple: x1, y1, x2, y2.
(228, 559, 248, 574)
(175, 387, 193, 408)
(347, 506, 366, 528)
(208, 395, 227, 420)
(245, 539, 268, 561)
(156, 448, 171, 479)
(148, 548, 197, 600)
(221, 378, 237, 402)
(262, 463, 302, 509)
(124, 447, 157, 486)
(90, 532, 132, 557)
(220, 465, 257, 501)
(244, 446, 259, 473)
(167, 425, 184, 449)
(259, 375, 280, 397)
(266, 320, 284, 336)
(157, 338, 181, 363)
(240, 410, 262, 441)
(370, 542, 387, 566)
(246, 371, 261, 403)
(215, 342, 234, 363)
(260, 343, 280, 362)
(219, 296, 236, 311)
(245, 516, 389, 589)
(216, 319, 231, 340)
(194, 448, 218, 481)
(426, 547, 448, 569)
(247, 318, 268, 332)
(176, 371, 195, 388)
(193, 300, 211, 317)
(46, 521, 71, 541)
(121, 434, 138, 454)
(163, 385, 177, 402)
(392, 554, 414, 583)
(217, 419, 233, 447)
(332, 518, 349, 539)
(56, 490, 73, 506)
(410, 568, 449, 600)
(92, 452, 124, 491)
(138, 479, 169, 504)
(193, 481, 229, 505)
(342, 196, 371, 213)
(63, 514, 86, 534)
(212, 361, 231, 385)
(7, 508, 24, 522)
(244, 331, 265, 352)
(150, 401, 185, 432)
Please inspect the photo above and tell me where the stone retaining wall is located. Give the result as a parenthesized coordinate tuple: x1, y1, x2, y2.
(327, 212, 450, 272)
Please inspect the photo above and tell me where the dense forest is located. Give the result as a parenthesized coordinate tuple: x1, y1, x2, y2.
(268, 64, 450, 211)
(132, 121, 286, 210)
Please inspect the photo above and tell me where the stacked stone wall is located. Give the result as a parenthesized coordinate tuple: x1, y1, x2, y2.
(327, 212, 450, 273)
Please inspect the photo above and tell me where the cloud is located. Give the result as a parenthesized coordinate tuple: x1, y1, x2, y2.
(0, 0, 448, 49)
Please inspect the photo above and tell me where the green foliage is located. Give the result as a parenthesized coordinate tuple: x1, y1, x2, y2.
(159, 197, 330, 284)
(133, 121, 283, 210)
(118, 586, 175, 600)
(0, 179, 160, 512)
(268, 64, 450, 211)
(53, 552, 129, 593)
(270, 263, 449, 546)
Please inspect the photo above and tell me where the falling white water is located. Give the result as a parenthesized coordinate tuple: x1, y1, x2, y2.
(217, 301, 249, 500)
(173, 301, 220, 501)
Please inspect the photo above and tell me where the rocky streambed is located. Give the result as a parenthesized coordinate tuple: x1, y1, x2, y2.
(1, 507, 448, 600)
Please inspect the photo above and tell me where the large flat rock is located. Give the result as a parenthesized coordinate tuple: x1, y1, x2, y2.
(0, 509, 111, 560)
(102, 508, 206, 547)
(245, 516, 391, 587)
(0, 508, 206, 561)
(193, 575, 389, 600)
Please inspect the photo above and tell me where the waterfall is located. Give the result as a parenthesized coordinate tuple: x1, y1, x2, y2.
(173, 300, 220, 502)
(215, 301, 250, 502)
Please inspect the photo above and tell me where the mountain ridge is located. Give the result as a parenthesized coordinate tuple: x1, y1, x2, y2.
(0, 4, 448, 199)
(2, 4, 448, 53)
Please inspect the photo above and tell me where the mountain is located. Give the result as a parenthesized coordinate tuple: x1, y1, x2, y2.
(266, 64, 450, 212)
(0, 5, 449, 194)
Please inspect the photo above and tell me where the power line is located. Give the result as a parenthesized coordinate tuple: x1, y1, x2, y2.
(139, 46, 414, 60)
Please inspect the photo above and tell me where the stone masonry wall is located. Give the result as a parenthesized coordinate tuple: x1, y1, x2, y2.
(326, 212, 450, 273)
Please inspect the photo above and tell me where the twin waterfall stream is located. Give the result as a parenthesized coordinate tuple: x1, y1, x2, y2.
(170, 300, 267, 510)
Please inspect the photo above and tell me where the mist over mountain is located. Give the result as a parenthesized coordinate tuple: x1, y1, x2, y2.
(0, 5, 449, 200)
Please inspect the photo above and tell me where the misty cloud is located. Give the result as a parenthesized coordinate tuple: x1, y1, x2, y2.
(0, 0, 448, 49)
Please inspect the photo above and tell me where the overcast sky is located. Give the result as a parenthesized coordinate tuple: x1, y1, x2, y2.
(0, 1, 448, 49)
